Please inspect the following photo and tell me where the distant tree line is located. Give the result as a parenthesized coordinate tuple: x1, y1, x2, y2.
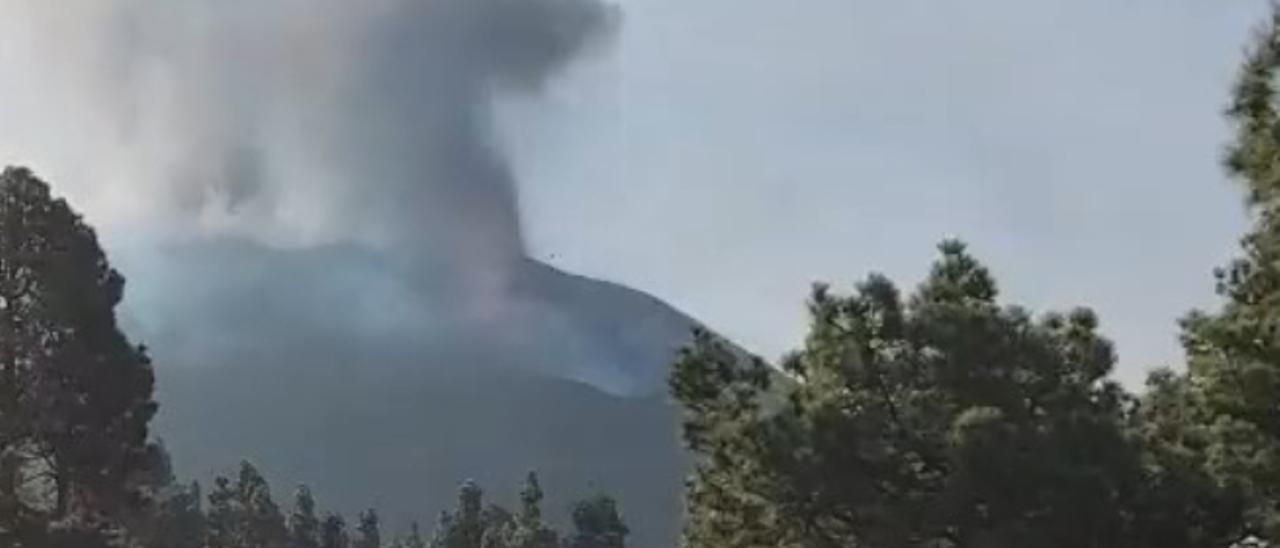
(7, 5, 1280, 548)
(148, 460, 626, 548)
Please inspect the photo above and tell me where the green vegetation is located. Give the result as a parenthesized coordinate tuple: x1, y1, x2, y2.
(144, 460, 622, 548)
(0, 167, 161, 546)
(673, 242, 1144, 546)
(664, 10, 1280, 547)
(671, 240, 1247, 547)
(6, 5, 1280, 548)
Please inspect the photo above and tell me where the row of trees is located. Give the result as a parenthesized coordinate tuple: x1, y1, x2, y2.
(667, 9, 1280, 548)
(148, 460, 626, 548)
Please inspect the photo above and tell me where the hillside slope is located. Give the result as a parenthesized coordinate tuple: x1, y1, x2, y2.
(122, 238, 699, 546)
(154, 359, 688, 546)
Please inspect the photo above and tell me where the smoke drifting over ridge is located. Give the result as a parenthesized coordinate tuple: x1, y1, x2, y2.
(104, 0, 613, 259)
(0, 0, 700, 395)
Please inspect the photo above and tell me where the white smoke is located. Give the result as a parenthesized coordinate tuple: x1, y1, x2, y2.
(0, 0, 686, 397)
(3, 0, 612, 246)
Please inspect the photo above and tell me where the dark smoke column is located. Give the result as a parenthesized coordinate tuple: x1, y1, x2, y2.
(321, 0, 618, 290)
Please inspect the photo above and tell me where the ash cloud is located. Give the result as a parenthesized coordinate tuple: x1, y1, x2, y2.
(0, 0, 690, 396)
(103, 0, 615, 256)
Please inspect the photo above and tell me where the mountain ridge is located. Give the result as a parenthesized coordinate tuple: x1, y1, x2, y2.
(126, 237, 701, 546)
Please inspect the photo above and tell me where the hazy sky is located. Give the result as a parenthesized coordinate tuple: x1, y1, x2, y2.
(508, 0, 1270, 385)
(0, 0, 1272, 387)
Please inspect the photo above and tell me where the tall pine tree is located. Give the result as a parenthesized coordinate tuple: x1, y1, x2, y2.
(1139, 6, 1280, 543)
(289, 485, 322, 548)
(671, 241, 1186, 547)
(432, 481, 486, 548)
(321, 513, 350, 548)
(355, 509, 381, 548)
(502, 472, 558, 548)
(0, 166, 159, 544)
(565, 494, 628, 548)
(204, 461, 288, 548)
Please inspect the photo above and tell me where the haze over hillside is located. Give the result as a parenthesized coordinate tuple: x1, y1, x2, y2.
(121, 239, 696, 397)
(140, 249, 694, 545)
(131, 239, 697, 546)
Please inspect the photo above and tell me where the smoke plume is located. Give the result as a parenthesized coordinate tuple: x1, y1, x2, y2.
(100, 0, 612, 261)
(0, 0, 697, 396)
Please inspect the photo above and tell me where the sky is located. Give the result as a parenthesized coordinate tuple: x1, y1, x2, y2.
(509, 0, 1271, 385)
(0, 0, 1271, 388)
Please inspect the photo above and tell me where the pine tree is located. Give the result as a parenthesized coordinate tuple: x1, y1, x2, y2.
(0, 166, 159, 544)
(432, 481, 486, 548)
(238, 462, 289, 548)
(355, 509, 381, 548)
(670, 241, 1170, 547)
(321, 513, 350, 548)
(205, 476, 239, 548)
(204, 461, 288, 548)
(503, 472, 557, 548)
(565, 494, 627, 548)
(431, 511, 455, 548)
(290, 485, 322, 548)
(479, 504, 513, 548)
(1138, 6, 1280, 543)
